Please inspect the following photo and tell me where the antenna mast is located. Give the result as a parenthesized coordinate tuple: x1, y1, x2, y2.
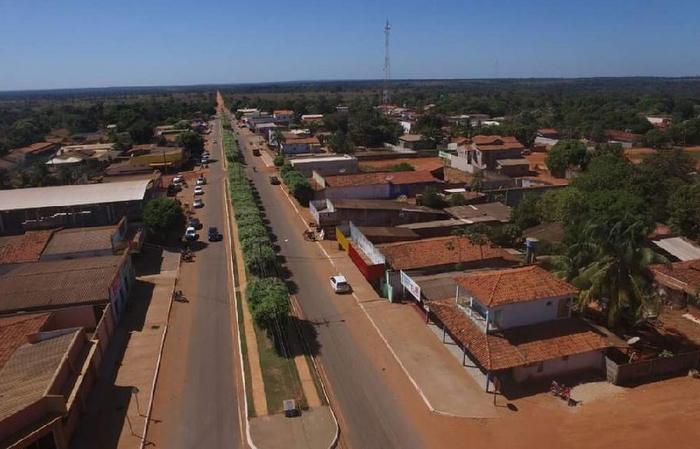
(383, 19, 391, 106)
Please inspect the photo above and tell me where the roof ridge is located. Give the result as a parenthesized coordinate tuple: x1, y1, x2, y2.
(487, 271, 505, 306)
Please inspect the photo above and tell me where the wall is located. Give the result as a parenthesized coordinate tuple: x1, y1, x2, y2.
(512, 350, 604, 383)
(489, 296, 571, 330)
(290, 158, 359, 177)
(348, 244, 385, 283)
(46, 305, 98, 330)
(322, 184, 391, 201)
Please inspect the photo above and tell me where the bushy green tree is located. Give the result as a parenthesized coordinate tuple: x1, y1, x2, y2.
(143, 198, 185, 240)
(668, 182, 700, 239)
(545, 139, 588, 178)
(177, 130, 204, 154)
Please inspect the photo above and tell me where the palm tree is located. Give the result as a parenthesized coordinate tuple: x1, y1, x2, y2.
(271, 129, 286, 151)
(548, 215, 667, 327)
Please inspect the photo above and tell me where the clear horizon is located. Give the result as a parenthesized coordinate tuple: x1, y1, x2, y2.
(2, 0, 700, 91)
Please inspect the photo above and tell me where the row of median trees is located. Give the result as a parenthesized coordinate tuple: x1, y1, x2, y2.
(222, 122, 291, 343)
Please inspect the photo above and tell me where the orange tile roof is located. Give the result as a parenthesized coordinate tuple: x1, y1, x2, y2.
(378, 235, 517, 271)
(457, 265, 578, 307)
(0, 230, 55, 265)
(428, 299, 612, 370)
(0, 313, 50, 369)
(650, 259, 700, 295)
(273, 109, 294, 115)
(606, 130, 642, 143)
(323, 170, 439, 188)
(470, 135, 524, 152)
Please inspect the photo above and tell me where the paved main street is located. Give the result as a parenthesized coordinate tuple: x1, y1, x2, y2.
(146, 119, 246, 448)
(234, 121, 435, 449)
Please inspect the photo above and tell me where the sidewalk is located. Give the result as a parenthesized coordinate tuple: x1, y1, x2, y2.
(71, 247, 180, 448)
(250, 407, 336, 449)
(319, 239, 498, 419)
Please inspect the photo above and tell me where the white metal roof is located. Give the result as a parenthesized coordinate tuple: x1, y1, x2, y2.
(652, 237, 700, 261)
(0, 179, 152, 212)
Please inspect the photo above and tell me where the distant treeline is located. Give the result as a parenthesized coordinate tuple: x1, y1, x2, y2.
(0, 92, 216, 155)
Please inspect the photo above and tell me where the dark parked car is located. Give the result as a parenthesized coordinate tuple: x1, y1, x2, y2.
(269, 176, 281, 185)
(189, 217, 202, 229)
(208, 226, 223, 242)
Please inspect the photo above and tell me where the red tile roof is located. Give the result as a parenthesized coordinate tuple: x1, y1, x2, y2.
(323, 170, 439, 188)
(0, 313, 50, 369)
(606, 130, 642, 143)
(0, 230, 55, 265)
(457, 265, 578, 307)
(378, 235, 517, 271)
(470, 135, 524, 152)
(428, 299, 612, 370)
(650, 259, 700, 296)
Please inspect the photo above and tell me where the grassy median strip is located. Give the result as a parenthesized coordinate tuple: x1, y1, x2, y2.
(222, 118, 307, 414)
(236, 291, 257, 417)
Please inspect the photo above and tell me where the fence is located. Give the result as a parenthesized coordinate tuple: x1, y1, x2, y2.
(606, 350, 700, 385)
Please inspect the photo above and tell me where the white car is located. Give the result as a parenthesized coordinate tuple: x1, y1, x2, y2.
(172, 175, 184, 184)
(330, 275, 351, 294)
(184, 226, 197, 241)
(193, 199, 204, 208)
(194, 186, 204, 195)
(196, 177, 206, 186)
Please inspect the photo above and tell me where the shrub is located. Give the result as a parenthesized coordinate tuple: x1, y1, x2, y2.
(273, 153, 285, 167)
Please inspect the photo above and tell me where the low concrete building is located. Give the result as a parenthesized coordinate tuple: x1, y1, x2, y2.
(650, 259, 700, 305)
(280, 133, 322, 154)
(444, 202, 512, 224)
(309, 198, 446, 231)
(0, 315, 100, 449)
(0, 179, 156, 234)
(398, 134, 435, 150)
(289, 154, 359, 177)
(428, 266, 613, 389)
(0, 253, 134, 322)
(312, 170, 441, 201)
(46, 143, 120, 167)
(452, 135, 525, 174)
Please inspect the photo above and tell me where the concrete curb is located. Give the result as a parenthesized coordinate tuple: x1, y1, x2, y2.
(222, 116, 260, 449)
(139, 249, 181, 449)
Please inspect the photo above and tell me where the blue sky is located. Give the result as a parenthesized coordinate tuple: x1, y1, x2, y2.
(1, 0, 699, 90)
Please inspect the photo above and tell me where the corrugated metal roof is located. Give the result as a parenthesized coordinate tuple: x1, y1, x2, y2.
(0, 179, 152, 212)
(653, 237, 700, 261)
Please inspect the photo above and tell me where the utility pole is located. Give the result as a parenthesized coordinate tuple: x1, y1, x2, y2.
(383, 19, 391, 106)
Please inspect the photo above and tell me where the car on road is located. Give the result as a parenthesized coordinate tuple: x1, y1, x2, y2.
(184, 226, 198, 241)
(269, 176, 281, 185)
(193, 198, 204, 208)
(330, 275, 351, 294)
(188, 217, 202, 229)
(208, 226, 223, 242)
(201, 157, 209, 165)
(194, 186, 204, 195)
(196, 176, 206, 185)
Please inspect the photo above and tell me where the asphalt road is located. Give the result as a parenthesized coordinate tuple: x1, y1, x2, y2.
(147, 119, 244, 448)
(234, 123, 428, 449)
